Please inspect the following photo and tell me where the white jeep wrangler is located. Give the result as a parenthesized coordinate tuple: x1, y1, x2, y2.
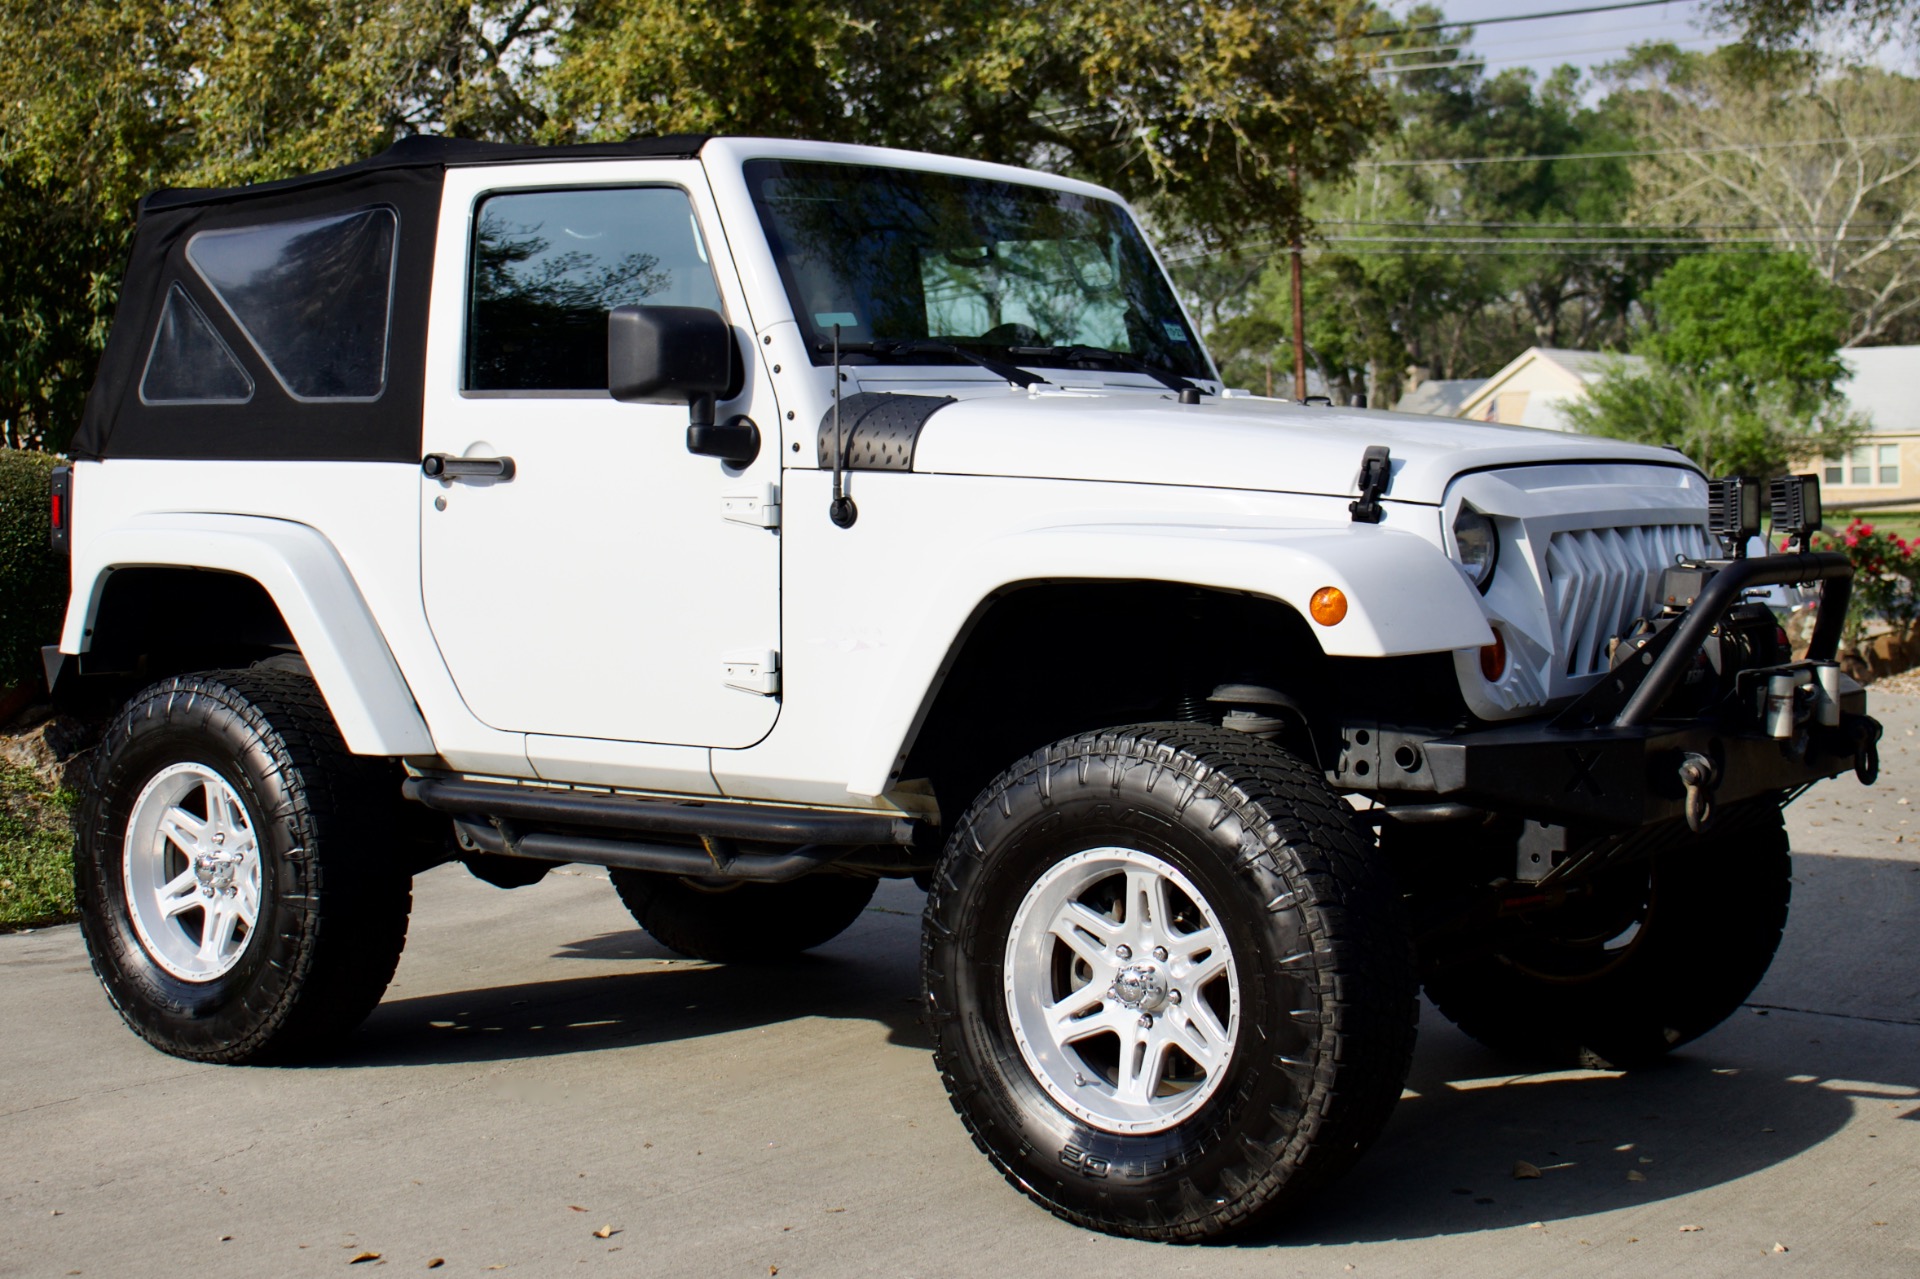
(47, 135, 1879, 1240)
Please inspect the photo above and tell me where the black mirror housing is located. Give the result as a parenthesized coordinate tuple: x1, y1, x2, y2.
(608, 306, 735, 419)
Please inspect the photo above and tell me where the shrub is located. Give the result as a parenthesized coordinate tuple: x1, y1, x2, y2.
(1813, 518, 1920, 642)
(0, 449, 65, 690)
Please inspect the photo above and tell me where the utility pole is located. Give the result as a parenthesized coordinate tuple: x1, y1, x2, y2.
(1287, 151, 1307, 401)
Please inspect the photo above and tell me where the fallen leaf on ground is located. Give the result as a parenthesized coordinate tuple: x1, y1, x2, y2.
(348, 1253, 382, 1264)
(592, 1226, 619, 1239)
(1627, 1171, 1647, 1182)
(220, 1235, 233, 1241)
(569, 1206, 587, 1213)
(770, 1267, 779, 1276)
(428, 1261, 444, 1270)
(1679, 1224, 1704, 1233)
(1528, 1222, 1545, 1229)
(1773, 1243, 1790, 1253)
(1513, 1161, 1542, 1179)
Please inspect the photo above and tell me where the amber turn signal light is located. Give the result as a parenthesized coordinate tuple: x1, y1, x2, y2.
(1309, 586, 1347, 626)
(1479, 627, 1507, 681)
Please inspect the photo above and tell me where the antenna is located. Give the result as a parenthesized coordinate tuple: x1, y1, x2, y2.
(829, 322, 857, 528)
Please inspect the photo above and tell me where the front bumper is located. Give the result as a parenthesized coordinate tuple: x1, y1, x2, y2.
(1334, 550, 1883, 830)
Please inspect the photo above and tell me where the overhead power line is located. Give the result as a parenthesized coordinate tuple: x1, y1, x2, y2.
(1352, 0, 1701, 42)
(1372, 34, 1720, 75)
(1354, 131, 1920, 167)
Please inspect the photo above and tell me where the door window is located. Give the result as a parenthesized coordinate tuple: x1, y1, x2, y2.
(465, 186, 724, 392)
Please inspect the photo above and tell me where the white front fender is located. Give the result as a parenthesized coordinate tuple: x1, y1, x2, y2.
(849, 520, 1494, 797)
(61, 513, 433, 756)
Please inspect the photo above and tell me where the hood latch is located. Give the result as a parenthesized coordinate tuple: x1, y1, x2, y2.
(1350, 445, 1392, 524)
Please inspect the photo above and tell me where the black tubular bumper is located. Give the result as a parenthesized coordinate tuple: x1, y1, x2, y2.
(1338, 551, 1883, 829)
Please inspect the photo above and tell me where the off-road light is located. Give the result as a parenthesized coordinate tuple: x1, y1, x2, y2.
(1452, 505, 1499, 593)
(1769, 474, 1823, 549)
(1707, 475, 1762, 558)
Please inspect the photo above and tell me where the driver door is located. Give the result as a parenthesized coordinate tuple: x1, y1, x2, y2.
(419, 162, 782, 753)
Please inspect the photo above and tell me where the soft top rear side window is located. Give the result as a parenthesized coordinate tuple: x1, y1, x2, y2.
(139, 284, 254, 405)
(187, 206, 398, 401)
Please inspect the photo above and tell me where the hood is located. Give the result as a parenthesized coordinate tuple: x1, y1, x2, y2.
(903, 389, 1697, 506)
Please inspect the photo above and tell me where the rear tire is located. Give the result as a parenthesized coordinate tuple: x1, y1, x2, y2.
(1421, 804, 1791, 1069)
(923, 724, 1418, 1241)
(76, 669, 412, 1063)
(609, 869, 877, 962)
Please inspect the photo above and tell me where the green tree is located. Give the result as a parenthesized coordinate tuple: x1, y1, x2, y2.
(1189, 8, 1667, 405)
(1637, 251, 1851, 400)
(0, 0, 1392, 451)
(1565, 250, 1866, 476)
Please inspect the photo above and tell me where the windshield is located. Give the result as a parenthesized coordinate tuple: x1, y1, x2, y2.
(745, 159, 1212, 381)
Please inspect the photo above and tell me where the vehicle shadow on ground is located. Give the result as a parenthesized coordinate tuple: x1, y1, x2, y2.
(343, 855, 1918, 1243)
(1236, 1012, 1919, 1246)
(350, 920, 933, 1066)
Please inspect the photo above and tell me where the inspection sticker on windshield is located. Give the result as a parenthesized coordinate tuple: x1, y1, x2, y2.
(815, 311, 859, 328)
(1162, 321, 1189, 343)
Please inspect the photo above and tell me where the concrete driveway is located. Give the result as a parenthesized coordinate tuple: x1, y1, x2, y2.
(4, 698, 1918, 1278)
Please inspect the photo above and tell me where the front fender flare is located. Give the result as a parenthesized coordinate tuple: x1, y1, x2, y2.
(60, 513, 433, 756)
(851, 520, 1495, 798)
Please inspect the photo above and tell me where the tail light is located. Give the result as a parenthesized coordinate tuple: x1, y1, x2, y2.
(50, 465, 70, 555)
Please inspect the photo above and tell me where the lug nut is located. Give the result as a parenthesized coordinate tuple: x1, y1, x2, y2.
(1114, 945, 1132, 961)
(1152, 946, 1168, 961)
(1138, 1013, 1154, 1028)
(1169, 990, 1183, 1004)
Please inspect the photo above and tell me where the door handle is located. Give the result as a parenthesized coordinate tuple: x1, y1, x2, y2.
(423, 453, 515, 481)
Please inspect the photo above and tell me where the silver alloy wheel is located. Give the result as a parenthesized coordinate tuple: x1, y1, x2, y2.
(1003, 847, 1240, 1135)
(121, 762, 263, 982)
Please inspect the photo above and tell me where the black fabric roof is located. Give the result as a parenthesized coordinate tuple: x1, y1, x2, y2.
(142, 134, 713, 212)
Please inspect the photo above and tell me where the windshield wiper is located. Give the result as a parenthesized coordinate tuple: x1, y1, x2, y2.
(1008, 344, 1199, 393)
(815, 338, 1050, 388)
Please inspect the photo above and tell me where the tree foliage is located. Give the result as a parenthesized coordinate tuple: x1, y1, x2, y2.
(0, 0, 1389, 450)
(1637, 251, 1852, 399)
(1188, 9, 1668, 404)
(1608, 46, 1920, 345)
(1565, 251, 1866, 476)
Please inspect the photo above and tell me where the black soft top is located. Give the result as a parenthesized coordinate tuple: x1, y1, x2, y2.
(73, 134, 710, 462)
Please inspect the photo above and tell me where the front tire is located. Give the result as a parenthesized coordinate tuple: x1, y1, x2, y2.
(76, 669, 412, 1063)
(1421, 803, 1792, 1069)
(923, 725, 1417, 1241)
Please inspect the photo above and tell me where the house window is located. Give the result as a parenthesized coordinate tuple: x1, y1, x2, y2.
(1824, 444, 1900, 487)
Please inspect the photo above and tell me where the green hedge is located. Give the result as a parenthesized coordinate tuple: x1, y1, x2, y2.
(0, 449, 66, 691)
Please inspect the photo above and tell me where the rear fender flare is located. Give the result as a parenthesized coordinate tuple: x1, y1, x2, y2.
(61, 513, 432, 756)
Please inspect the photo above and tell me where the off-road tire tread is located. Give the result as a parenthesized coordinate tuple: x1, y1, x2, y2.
(1423, 803, 1791, 1069)
(922, 723, 1417, 1241)
(78, 669, 412, 1063)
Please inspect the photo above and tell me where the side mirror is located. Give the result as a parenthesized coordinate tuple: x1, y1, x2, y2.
(608, 305, 758, 466)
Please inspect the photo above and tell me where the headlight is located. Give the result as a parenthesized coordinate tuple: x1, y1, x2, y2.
(1452, 505, 1499, 593)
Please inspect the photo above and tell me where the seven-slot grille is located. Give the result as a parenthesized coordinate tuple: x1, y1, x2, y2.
(1545, 524, 1714, 678)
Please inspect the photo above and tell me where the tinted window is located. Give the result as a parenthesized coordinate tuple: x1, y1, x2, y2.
(139, 284, 254, 405)
(186, 207, 397, 400)
(466, 187, 724, 392)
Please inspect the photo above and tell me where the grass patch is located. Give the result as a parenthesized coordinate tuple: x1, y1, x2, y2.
(0, 762, 78, 930)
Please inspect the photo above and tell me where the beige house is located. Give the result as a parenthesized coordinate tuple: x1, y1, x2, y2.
(1455, 347, 1644, 432)
(1441, 344, 1920, 508)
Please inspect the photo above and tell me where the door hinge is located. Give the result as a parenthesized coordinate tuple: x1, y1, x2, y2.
(722, 483, 780, 529)
(723, 649, 781, 696)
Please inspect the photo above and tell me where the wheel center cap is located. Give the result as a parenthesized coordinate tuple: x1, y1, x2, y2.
(1111, 964, 1169, 1013)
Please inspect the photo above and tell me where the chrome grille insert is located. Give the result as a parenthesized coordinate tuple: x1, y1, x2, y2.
(1545, 524, 1713, 678)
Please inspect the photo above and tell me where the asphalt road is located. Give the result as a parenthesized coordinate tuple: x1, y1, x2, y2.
(5, 698, 1918, 1278)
